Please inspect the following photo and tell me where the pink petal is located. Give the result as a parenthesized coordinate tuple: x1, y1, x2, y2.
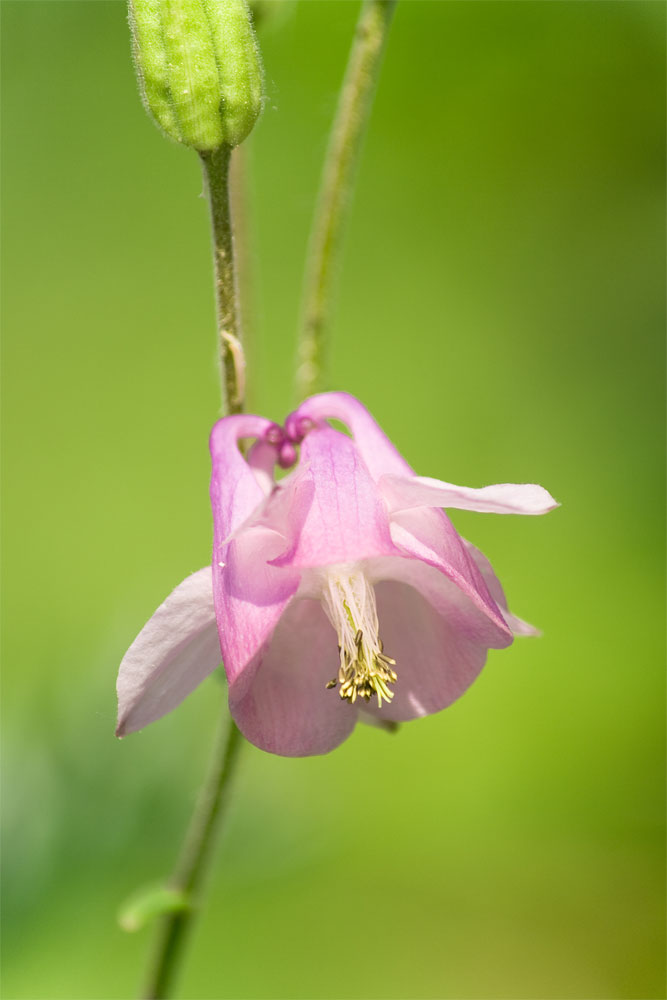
(116, 567, 220, 737)
(462, 539, 540, 637)
(289, 392, 413, 479)
(381, 473, 559, 515)
(387, 505, 512, 641)
(369, 552, 512, 651)
(361, 576, 491, 723)
(210, 414, 299, 686)
(219, 527, 300, 685)
(228, 596, 357, 756)
(267, 426, 397, 569)
(209, 414, 276, 539)
(246, 439, 278, 496)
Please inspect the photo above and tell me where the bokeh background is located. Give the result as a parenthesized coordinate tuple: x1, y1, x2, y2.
(2, 2, 665, 998)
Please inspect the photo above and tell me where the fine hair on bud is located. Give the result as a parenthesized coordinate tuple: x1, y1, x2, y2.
(129, 0, 263, 151)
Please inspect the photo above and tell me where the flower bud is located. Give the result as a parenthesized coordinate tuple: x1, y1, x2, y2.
(129, 0, 263, 151)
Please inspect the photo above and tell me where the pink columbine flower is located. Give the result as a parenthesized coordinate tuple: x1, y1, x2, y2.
(116, 393, 557, 756)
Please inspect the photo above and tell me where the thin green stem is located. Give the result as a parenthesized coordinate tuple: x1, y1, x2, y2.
(201, 145, 245, 415)
(142, 718, 243, 1000)
(141, 143, 247, 1000)
(296, 0, 397, 400)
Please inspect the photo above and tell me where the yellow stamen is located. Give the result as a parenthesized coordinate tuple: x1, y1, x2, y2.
(322, 567, 397, 707)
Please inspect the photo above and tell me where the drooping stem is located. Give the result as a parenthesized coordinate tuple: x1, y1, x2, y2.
(296, 0, 397, 399)
(201, 145, 245, 414)
(142, 719, 243, 1000)
(141, 144, 248, 1000)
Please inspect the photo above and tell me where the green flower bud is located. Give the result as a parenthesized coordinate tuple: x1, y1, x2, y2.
(129, 0, 263, 151)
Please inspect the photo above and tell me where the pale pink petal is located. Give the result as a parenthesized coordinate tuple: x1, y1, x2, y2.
(368, 553, 512, 652)
(462, 539, 540, 637)
(268, 426, 397, 569)
(381, 473, 559, 515)
(116, 567, 220, 737)
(361, 577, 490, 723)
(387, 506, 511, 639)
(246, 439, 278, 496)
(210, 415, 300, 686)
(288, 392, 413, 479)
(219, 527, 300, 684)
(209, 414, 275, 539)
(229, 596, 357, 756)
(229, 467, 314, 553)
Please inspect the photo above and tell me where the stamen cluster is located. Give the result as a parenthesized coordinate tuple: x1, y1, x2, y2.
(327, 630, 397, 706)
(322, 568, 397, 708)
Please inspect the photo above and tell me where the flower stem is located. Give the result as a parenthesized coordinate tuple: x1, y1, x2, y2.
(142, 143, 247, 1000)
(296, 0, 397, 400)
(200, 145, 245, 415)
(142, 718, 243, 1000)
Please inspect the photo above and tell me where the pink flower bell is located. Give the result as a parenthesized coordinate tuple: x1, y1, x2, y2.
(116, 393, 557, 756)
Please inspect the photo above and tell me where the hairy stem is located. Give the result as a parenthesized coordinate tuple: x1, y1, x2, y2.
(296, 0, 397, 399)
(141, 144, 247, 1000)
(201, 145, 245, 414)
(142, 719, 243, 999)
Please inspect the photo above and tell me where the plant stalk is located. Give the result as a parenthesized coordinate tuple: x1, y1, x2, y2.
(142, 719, 243, 999)
(296, 0, 397, 399)
(201, 145, 245, 414)
(142, 144, 247, 999)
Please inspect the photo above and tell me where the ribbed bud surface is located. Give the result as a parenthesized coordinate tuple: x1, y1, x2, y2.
(129, 0, 263, 150)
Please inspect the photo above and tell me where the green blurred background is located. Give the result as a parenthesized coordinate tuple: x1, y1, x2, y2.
(2, 2, 665, 998)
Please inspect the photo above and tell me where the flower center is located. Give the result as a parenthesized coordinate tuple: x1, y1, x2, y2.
(321, 567, 397, 707)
